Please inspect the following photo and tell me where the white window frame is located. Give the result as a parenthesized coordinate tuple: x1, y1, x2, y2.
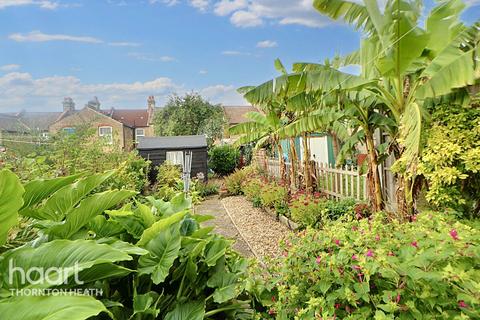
(166, 151, 184, 166)
(135, 128, 145, 140)
(98, 126, 113, 144)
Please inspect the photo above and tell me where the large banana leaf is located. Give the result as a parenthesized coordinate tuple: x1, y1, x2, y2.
(20, 174, 80, 215)
(416, 46, 475, 99)
(399, 101, 424, 171)
(0, 295, 109, 320)
(313, 0, 374, 32)
(138, 221, 182, 284)
(1, 239, 132, 289)
(164, 300, 205, 320)
(47, 189, 136, 239)
(38, 170, 115, 221)
(0, 169, 24, 246)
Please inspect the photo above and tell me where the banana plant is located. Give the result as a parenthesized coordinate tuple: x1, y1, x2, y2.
(310, 0, 478, 216)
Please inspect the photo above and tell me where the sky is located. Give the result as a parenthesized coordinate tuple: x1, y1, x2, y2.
(0, 0, 479, 112)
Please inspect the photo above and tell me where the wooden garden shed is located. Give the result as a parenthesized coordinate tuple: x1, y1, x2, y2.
(137, 135, 208, 181)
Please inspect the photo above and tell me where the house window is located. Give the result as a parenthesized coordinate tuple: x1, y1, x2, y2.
(98, 126, 113, 144)
(41, 132, 50, 140)
(135, 128, 145, 139)
(62, 127, 75, 135)
(166, 151, 184, 166)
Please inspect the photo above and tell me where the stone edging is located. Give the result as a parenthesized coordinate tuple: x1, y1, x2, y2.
(261, 206, 299, 231)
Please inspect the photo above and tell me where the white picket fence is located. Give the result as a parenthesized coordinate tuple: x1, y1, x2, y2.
(262, 157, 368, 201)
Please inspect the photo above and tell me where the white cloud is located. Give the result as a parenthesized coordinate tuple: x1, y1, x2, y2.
(9, 31, 103, 43)
(199, 70, 208, 75)
(200, 84, 247, 105)
(0, 72, 179, 111)
(0, 0, 59, 9)
(128, 52, 176, 62)
(149, 0, 179, 5)
(0, 64, 21, 72)
(230, 10, 263, 27)
(221, 50, 250, 56)
(190, 0, 209, 11)
(213, 0, 246, 16)
(256, 40, 277, 48)
(0, 72, 246, 111)
(108, 42, 141, 47)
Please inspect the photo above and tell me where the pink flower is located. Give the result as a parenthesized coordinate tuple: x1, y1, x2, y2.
(396, 294, 401, 303)
(411, 241, 418, 248)
(450, 229, 459, 241)
(375, 235, 380, 241)
(352, 265, 361, 270)
(351, 254, 358, 261)
(387, 251, 395, 256)
(334, 239, 341, 246)
(316, 256, 322, 264)
(352, 226, 358, 231)
(458, 300, 468, 308)
(366, 249, 374, 257)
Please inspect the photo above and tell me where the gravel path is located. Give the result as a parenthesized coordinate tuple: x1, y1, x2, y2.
(195, 197, 254, 257)
(221, 196, 292, 259)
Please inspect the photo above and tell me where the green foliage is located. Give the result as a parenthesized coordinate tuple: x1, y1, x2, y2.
(153, 93, 226, 144)
(225, 169, 247, 195)
(0, 127, 150, 193)
(0, 170, 254, 319)
(252, 211, 480, 319)
(418, 104, 480, 217)
(197, 181, 220, 197)
(243, 178, 263, 203)
(259, 181, 288, 212)
(290, 193, 358, 228)
(208, 145, 240, 176)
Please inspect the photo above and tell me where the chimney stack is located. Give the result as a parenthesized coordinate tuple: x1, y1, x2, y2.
(62, 97, 75, 112)
(86, 96, 101, 110)
(147, 96, 155, 124)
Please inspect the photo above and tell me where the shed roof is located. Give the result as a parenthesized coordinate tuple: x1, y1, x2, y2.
(137, 135, 207, 150)
(223, 106, 256, 125)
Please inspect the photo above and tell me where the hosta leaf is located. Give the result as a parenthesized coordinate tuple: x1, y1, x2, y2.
(147, 194, 191, 217)
(0, 169, 24, 246)
(39, 171, 116, 221)
(132, 292, 160, 318)
(207, 272, 238, 303)
(48, 190, 136, 239)
(1, 239, 132, 289)
(138, 221, 182, 284)
(20, 174, 80, 215)
(0, 295, 109, 320)
(88, 215, 124, 238)
(164, 300, 205, 320)
(137, 211, 187, 246)
(205, 237, 230, 267)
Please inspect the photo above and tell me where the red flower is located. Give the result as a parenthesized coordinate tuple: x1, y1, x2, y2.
(411, 241, 418, 248)
(316, 256, 322, 264)
(396, 294, 401, 303)
(450, 229, 459, 241)
(366, 249, 374, 257)
(268, 308, 276, 315)
(334, 303, 341, 309)
(375, 235, 380, 241)
(334, 239, 341, 246)
(351, 254, 358, 261)
(458, 300, 468, 308)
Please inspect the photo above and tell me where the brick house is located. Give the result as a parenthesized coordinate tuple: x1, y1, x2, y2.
(49, 96, 157, 150)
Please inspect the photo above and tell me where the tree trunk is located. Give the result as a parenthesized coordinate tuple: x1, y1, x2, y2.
(302, 133, 312, 193)
(289, 137, 298, 191)
(330, 131, 341, 159)
(277, 141, 286, 183)
(365, 130, 384, 212)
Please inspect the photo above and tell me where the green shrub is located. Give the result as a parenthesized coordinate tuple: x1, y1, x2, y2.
(243, 178, 263, 202)
(289, 192, 326, 227)
(260, 182, 288, 211)
(208, 145, 240, 176)
(197, 181, 220, 197)
(156, 161, 182, 188)
(108, 151, 150, 193)
(0, 170, 254, 319)
(252, 212, 480, 319)
(225, 169, 247, 195)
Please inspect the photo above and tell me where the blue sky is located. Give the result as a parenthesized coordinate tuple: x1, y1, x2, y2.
(0, 0, 478, 112)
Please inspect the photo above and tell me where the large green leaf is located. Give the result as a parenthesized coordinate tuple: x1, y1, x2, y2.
(137, 210, 187, 246)
(138, 221, 182, 284)
(20, 174, 81, 215)
(313, 0, 374, 32)
(147, 193, 191, 217)
(205, 237, 230, 267)
(39, 171, 115, 221)
(47, 189, 135, 239)
(0, 295, 108, 320)
(416, 47, 475, 99)
(1, 239, 132, 289)
(0, 169, 24, 246)
(164, 300, 205, 320)
(207, 271, 238, 303)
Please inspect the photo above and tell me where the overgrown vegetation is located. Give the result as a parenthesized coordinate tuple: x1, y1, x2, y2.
(208, 145, 240, 176)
